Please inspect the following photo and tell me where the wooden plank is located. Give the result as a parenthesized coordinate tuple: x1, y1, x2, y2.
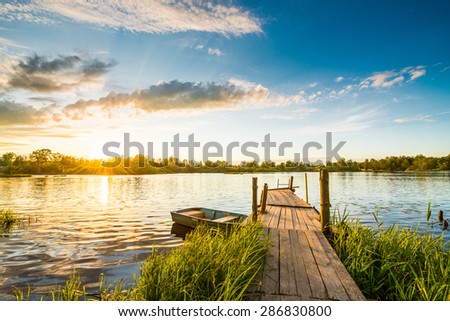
(316, 231, 366, 300)
(267, 189, 311, 208)
(296, 230, 327, 299)
(292, 207, 307, 230)
(260, 294, 281, 300)
(289, 229, 312, 299)
(214, 215, 238, 222)
(284, 208, 295, 230)
(182, 210, 205, 217)
(260, 228, 279, 295)
(279, 229, 297, 295)
(268, 207, 281, 229)
(304, 230, 349, 300)
(302, 208, 321, 231)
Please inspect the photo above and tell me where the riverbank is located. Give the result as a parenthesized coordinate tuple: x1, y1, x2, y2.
(330, 213, 450, 300)
(0, 174, 32, 178)
(1, 150, 449, 175)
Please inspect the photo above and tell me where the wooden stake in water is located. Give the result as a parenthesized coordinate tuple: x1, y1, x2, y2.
(260, 183, 269, 214)
(304, 172, 309, 204)
(252, 177, 258, 222)
(320, 169, 331, 235)
(288, 176, 294, 191)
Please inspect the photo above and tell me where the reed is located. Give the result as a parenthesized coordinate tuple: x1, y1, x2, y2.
(331, 209, 450, 300)
(127, 222, 268, 301)
(0, 209, 20, 234)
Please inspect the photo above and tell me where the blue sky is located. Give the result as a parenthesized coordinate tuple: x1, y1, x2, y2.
(1, 0, 449, 162)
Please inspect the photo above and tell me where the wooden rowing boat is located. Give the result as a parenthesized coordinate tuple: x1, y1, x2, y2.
(170, 207, 247, 230)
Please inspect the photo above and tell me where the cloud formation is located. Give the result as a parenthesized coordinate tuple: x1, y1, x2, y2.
(394, 115, 433, 123)
(207, 48, 223, 56)
(63, 79, 269, 119)
(0, 100, 53, 125)
(359, 66, 426, 89)
(2, 53, 116, 92)
(1, 0, 262, 36)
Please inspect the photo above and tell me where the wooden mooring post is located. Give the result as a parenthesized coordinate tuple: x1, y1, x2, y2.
(288, 175, 294, 191)
(260, 183, 269, 213)
(320, 169, 331, 235)
(304, 172, 309, 204)
(251, 177, 258, 222)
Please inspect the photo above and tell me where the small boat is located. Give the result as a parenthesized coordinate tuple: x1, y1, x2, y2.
(170, 207, 248, 230)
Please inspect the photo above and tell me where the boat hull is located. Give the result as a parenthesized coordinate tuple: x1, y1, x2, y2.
(170, 207, 247, 230)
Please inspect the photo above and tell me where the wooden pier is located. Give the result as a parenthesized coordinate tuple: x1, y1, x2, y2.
(246, 176, 365, 301)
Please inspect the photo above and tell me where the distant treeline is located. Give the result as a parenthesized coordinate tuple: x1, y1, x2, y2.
(0, 149, 449, 175)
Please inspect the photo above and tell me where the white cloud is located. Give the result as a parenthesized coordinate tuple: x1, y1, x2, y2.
(0, 37, 29, 49)
(335, 76, 344, 83)
(408, 68, 426, 82)
(292, 106, 383, 134)
(207, 48, 223, 56)
(358, 66, 426, 90)
(1, 0, 262, 36)
(63, 79, 270, 119)
(394, 115, 433, 123)
(439, 66, 450, 73)
(1, 53, 116, 93)
(195, 45, 204, 50)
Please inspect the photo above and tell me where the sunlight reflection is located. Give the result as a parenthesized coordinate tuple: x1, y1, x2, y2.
(101, 176, 109, 205)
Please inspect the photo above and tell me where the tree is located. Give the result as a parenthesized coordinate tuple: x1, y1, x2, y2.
(1, 152, 16, 166)
(29, 149, 52, 173)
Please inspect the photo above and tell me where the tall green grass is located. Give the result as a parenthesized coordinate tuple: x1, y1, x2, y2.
(1, 209, 20, 235)
(331, 210, 450, 300)
(127, 222, 268, 301)
(15, 222, 268, 301)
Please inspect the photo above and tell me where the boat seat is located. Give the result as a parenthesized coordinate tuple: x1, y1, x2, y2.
(182, 210, 205, 218)
(214, 215, 239, 223)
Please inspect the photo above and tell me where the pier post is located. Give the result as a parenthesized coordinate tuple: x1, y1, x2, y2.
(252, 177, 258, 222)
(260, 183, 269, 213)
(438, 210, 444, 223)
(288, 176, 294, 191)
(320, 169, 331, 235)
(304, 173, 309, 204)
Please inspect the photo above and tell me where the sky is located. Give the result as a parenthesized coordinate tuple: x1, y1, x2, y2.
(1, 0, 449, 163)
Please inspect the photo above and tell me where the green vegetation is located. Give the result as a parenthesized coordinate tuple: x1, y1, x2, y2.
(15, 222, 268, 301)
(1, 150, 450, 175)
(1, 209, 21, 235)
(0, 173, 32, 178)
(331, 211, 450, 300)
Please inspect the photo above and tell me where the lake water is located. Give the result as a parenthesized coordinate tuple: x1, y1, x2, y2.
(1, 172, 449, 300)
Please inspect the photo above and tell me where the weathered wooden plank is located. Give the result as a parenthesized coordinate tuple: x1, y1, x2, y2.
(269, 207, 281, 229)
(303, 208, 321, 231)
(284, 208, 295, 230)
(260, 206, 275, 227)
(304, 230, 349, 301)
(316, 231, 366, 300)
(267, 189, 311, 208)
(296, 230, 327, 299)
(289, 229, 312, 300)
(279, 295, 303, 301)
(260, 294, 281, 300)
(279, 229, 297, 295)
(260, 228, 279, 295)
(292, 207, 307, 230)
